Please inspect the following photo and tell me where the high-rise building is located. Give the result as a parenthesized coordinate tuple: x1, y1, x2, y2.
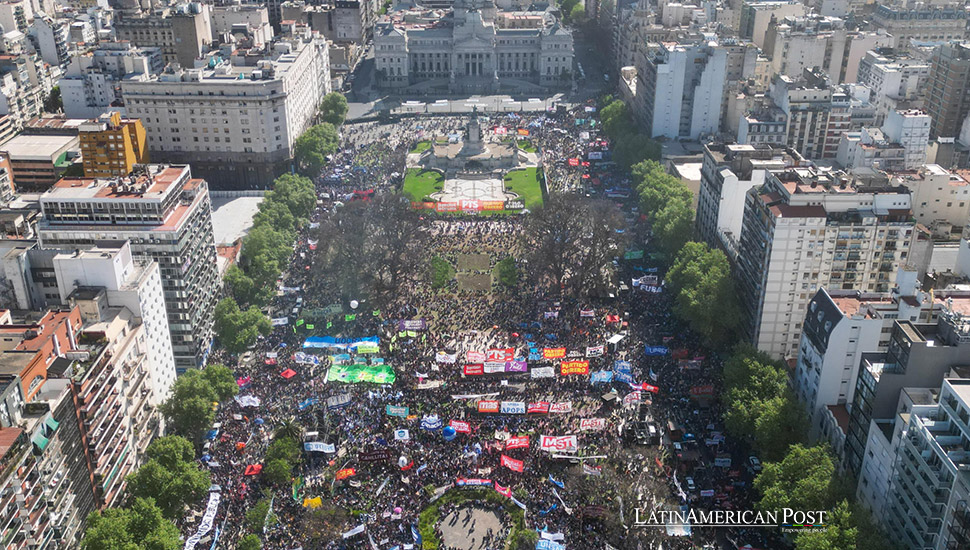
(121, 35, 331, 188)
(856, 48, 929, 125)
(635, 40, 727, 140)
(37, 164, 219, 372)
(890, 164, 970, 235)
(696, 142, 804, 256)
(112, 3, 213, 67)
(51, 240, 175, 403)
(925, 42, 970, 139)
(735, 166, 918, 359)
(880, 376, 970, 550)
(78, 111, 149, 177)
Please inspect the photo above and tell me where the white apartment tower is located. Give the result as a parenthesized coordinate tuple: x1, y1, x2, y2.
(736, 167, 918, 359)
(37, 164, 219, 372)
(51, 241, 176, 403)
(636, 40, 727, 140)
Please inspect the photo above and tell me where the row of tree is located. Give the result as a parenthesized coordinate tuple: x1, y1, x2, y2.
(599, 97, 662, 169)
(159, 364, 237, 445)
(293, 92, 348, 176)
(629, 158, 742, 345)
(219, 172, 318, 350)
(716, 346, 898, 549)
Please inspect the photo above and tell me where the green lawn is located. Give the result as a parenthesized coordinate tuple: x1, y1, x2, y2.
(410, 141, 431, 154)
(403, 168, 444, 201)
(503, 167, 543, 209)
(516, 139, 537, 153)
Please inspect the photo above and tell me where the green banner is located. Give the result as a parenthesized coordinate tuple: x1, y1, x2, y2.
(327, 364, 395, 384)
(623, 249, 644, 260)
(356, 344, 379, 354)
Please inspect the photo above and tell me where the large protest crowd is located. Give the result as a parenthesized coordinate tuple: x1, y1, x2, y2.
(184, 105, 769, 550)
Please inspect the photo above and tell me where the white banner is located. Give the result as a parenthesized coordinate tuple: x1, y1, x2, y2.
(394, 429, 410, 441)
(234, 395, 260, 408)
(500, 401, 526, 414)
(585, 345, 605, 357)
(540, 531, 566, 541)
(580, 418, 606, 431)
(540, 435, 578, 452)
(271, 317, 289, 326)
(531, 367, 555, 379)
(483, 361, 506, 374)
(435, 351, 457, 364)
(304, 442, 336, 453)
(183, 492, 220, 550)
(342, 525, 366, 539)
(550, 402, 572, 414)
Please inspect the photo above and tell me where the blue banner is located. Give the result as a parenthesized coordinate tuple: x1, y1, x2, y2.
(644, 345, 669, 356)
(590, 370, 614, 383)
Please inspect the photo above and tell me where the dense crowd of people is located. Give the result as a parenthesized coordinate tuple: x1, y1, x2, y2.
(185, 105, 767, 550)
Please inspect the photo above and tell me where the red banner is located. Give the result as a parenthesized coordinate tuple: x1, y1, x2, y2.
(505, 435, 530, 449)
(463, 364, 484, 376)
(642, 384, 659, 394)
(527, 402, 550, 414)
(335, 468, 356, 480)
(501, 454, 525, 472)
(486, 348, 514, 362)
(672, 349, 689, 360)
(560, 360, 590, 376)
(690, 385, 715, 397)
(543, 347, 566, 359)
(436, 202, 459, 212)
(478, 400, 500, 414)
(450, 420, 471, 433)
(494, 482, 512, 497)
(568, 158, 580, 166)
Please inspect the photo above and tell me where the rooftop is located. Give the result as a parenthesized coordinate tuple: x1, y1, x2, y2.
(42, 165, 189, 202)
(0, 134, 78, 161)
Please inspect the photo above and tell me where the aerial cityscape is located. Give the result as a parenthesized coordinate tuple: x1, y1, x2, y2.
(0, 0, 970, 549)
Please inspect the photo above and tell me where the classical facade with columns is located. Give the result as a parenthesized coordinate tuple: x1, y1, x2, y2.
(374, 0, 573, 92)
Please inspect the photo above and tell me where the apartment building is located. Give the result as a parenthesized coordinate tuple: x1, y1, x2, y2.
(77, 111, 148, 177)
(845, 310, 970, 480)
(925, 42, 970, 139)
(770, 70, 876, 160)
(112, 3, 213, 67)
(891, 164, 970, 234)
(737, 0, 808, 48)
(59, 41, 164, 120)
(871, 3, 967, 48)
(735, 166, 918, 359)
(37, 164, 219, 371)
(856, 48, 929, 125)
(634, 40, 727, 140)
(696, 142, 804, 256)
(121, 35, 331, 189)
(792, 269, 932, 449)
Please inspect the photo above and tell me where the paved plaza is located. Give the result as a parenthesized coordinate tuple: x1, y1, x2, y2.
(440, 508, 504, 550)
(432, 176, 514, 203)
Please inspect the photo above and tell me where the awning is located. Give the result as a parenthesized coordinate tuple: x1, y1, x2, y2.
(280, 369, 297, 379)
(44, 416, 59, 435)
(31, 430, 49, 453)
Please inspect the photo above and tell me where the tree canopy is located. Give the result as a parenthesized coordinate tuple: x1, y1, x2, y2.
(755, 444, 837, 514)
(599, 99, 661, 168)
(315, 194, 428, 302)
(665, 242, 741, 346)
(238, 534, 263, 550)
(201, 364, 238, 403)
(159, 369, 217, 444)
(81, 498, 180, 550)
(495, 257, 518, 288)
(213, 297, 272, 354)
(720, 345, 804, 460)
(125, 436, 211, 519)
(319, 92, 349, 126)
(294, 123, 339, 176)
(520, 194, 628, 297)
